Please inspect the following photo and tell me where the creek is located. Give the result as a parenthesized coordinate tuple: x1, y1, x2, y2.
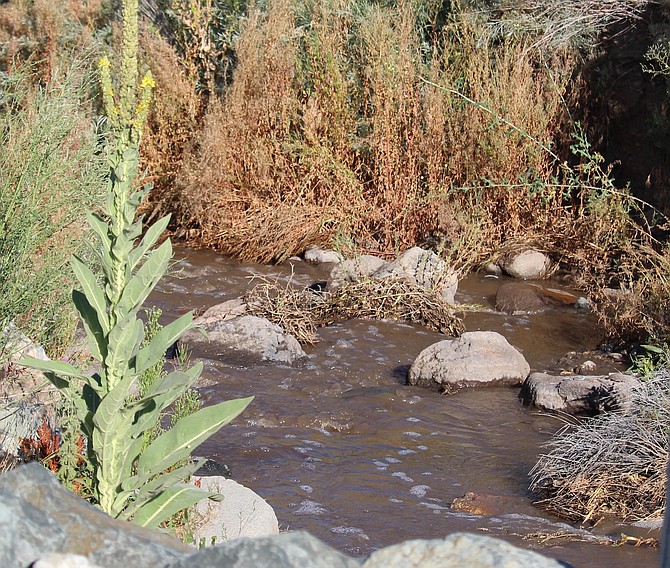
(150, 248, 660, 568)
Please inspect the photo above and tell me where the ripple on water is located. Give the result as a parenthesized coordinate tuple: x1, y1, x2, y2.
(410, 485, 430, 498)
(391, 472, 414, 482)
(331, 526, 370, 540)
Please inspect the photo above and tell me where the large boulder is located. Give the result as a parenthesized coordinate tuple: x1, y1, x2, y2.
(372, 247, 458, 304)
(408, 331, 530, 393)
(0, 463, 191, 568)
(362, 532, 564, 568)
(304, 247, 343, 264)
(327, 255, 388, 290)
(183, 315, 306, 365)
(520, 372, 640, 414)
(189, 475, 279, 544)
(501, 250, 551, 280)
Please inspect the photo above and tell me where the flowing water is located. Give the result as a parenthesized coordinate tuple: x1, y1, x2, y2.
(151, 248, 660, 568)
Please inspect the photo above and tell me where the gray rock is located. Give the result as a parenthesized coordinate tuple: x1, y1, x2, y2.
(328, 255, 388, 290)
(520, 372, 640, 414)
(372, 247, 458, 303)
(195, 298, 248, 326)
(0, 463, 191, 568)
(183, 315, 306, 365)
(362, 532, 564, 568)
(33, 553, 103, 568)
(495, 282, 548, 314)
(408, 331, 530, 393)
(189, 475, 278, 544)
(0, 321, 48, 363)
(0, 401, 53, 456)
(168, 531, 360, 568)
(304, 248, 343, 264)
(501, 250, 551, 280)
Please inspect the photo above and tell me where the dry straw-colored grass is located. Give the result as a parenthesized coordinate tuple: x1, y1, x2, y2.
(245, 275, 464, 344)
(530, 371, 670, 524)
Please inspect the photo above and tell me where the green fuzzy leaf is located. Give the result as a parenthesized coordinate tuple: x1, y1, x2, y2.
(117, 458, 205, 520)
(18, 356, 87, 381)
(128, 215, 171, 273)
(86, 212, 113, 251)
(137, 396, 253, 479)
(132, 483, 221, 528)
(71, 256, 109, 336)
(72, 290, 106, 362)
(135, 312, 194, 375)
(105, 315, 143, 389)
(117, 239, 171, 317)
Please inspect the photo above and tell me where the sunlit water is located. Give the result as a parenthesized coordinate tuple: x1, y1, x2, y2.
(149, 248, 660, 568)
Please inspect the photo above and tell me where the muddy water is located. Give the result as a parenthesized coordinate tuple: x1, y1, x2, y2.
(151, 248, 660, 568)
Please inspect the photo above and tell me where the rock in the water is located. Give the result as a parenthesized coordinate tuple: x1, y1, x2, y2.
(501, 250, 551, 280)
(0, 463, 191, 568)
(408, 331, 530, 392)
(362, 532, 565, 568)
(304, 247, 343, 264)
(183, 315, 306, 365)
(450, 492, 541, 519)
(169, 531, 360, 568)
(190, 475, 278, 544)
(327, 255, 388, 290)
(372, 247, 458, 303)
(195, 298, 248, 326)
(495, 282, 549, 314)
(520, 372, 640, 414)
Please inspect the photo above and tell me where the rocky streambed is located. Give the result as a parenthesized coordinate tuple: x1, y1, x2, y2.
(143, 247, 659, 568)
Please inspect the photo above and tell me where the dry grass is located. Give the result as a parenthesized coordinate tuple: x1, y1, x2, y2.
(245, 275, 464, 344)
(530, 371, 670, 524)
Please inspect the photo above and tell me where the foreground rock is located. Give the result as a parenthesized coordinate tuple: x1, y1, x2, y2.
(520, 372, 640, 414)
(363, 532, 564, 568)
(304, 247, 343, 264)
(328, 247, 458, 303)
(500, 249, 551, 280)
(408, 331, 530, 393)
(190, 475, 279, 544)
(182, 314, 306, 365)
(3, 463, 569, 568)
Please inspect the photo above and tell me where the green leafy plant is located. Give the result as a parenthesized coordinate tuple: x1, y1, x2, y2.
(20, 0, 252, 528)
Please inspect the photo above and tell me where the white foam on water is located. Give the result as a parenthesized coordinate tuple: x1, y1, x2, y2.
(330, 526, 370, 540)
(416, 445, 429, 450)
(302, 439, 325, 447)
(389, 498, 403, 503)
(403, 431, 421, 437)
(293, 500, 327, 516)
(392, 471, 414, 482)
(406, 417, 421, 423)
(419, 502, 450, 511)
(299, 484, 313, 494)
(373, 460, 388, 470)
(385, 456, 401, 463)
(410, 485, 430, 498)
(398, 448, 417, 456)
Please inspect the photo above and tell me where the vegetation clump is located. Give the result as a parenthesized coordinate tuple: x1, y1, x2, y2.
(246, 275, 464, 344)
(530, 370, 669, 524)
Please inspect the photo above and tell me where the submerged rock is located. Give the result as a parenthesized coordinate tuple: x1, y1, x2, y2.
(495, 282, 581, 315)
(501, 249, 551, 280)
(183, 314, 306, 365)
(520, 372, 640, 414)
(407, 331, 530, 393)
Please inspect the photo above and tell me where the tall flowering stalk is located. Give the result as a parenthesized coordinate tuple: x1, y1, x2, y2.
(22, 0, 251, 525)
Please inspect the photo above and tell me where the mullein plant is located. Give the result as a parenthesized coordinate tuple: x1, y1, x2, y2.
(21, 0, 252, 527)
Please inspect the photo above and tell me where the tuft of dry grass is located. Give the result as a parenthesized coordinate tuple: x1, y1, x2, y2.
(245, 274, 464, 344)
(530, 370, 670, 524)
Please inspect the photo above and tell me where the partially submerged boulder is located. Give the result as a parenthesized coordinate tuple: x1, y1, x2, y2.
(372, 247, 458, 304)
(520, 372, 640, 414)
(407, 331, 530, 393)
(501, 249, 551, 280)
(328, 247, 458, 303)
(189, 475, 278, 544)
(183, 315, 306, 365)
(495, 282, 581, 315)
